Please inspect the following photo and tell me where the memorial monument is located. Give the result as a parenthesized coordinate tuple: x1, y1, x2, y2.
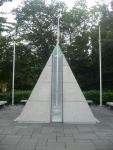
(17, 17, 98, 124)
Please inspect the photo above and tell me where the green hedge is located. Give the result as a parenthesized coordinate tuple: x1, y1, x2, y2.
(0, 90, 113, 105)
(0, 90, 31, 104)
(83, 90, 113, 105)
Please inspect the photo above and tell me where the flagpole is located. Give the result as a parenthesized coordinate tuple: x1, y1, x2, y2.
(57, 16, 60, 44)
(99, 1, 102, 106)
(99, 25, 102, 106)
(12, 31, 16, 105)
(56, 16, 60, 106)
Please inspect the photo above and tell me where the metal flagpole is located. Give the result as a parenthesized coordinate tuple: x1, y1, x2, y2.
(57, 16, 60, 44)
(12, 31, 16, 105)
(56, 16, 60, 106)
(99, 25, 102, 106)
(99, 0, 102, 106)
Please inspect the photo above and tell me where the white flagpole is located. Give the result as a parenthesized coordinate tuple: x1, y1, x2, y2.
(57, 16, 60, 44)
(99, 25, 102, 106)
(12, 30, 16, 105)
(56, 16, 60, 106)
(99, 0, 102, 106)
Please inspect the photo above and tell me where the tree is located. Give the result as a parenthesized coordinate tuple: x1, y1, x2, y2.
(89, 2, 113, 90)
(61, 0, 93, 90)
(10, 0, 67, 89)
(1, 0, 113, 91)
(100, 3, 113, 89)
(0, 35, 12, 91)
(111, 0, 113, 9)
(0, 0, 12, 6)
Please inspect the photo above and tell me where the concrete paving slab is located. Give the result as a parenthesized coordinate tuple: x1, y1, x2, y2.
(91, 127, 100, 132)
(92, 139, 113, 145)
(16, 138, 38, 149)
(47, 142, 65, 146)
(5, 135, 22, 139)
(77, 127, 93, 132)
(50, 123, 63, 127)
(28, 124, 42, 128)
(16, 128, 34, 136)
(64, 133, 73, 137)
(0, 128, 19, 135)
(0, 144, 15, 149)
(41, 127, 55, 133)
(96, 145, 113, 149)
(57, 137, 74, 142)
(31, 133, 56, 139)
(36, 145, 66, 150)
(95, 131, 113, 137)
(37, 139, 47, 146)
(33, 128, 41, 134)
(73, 133, 99, 140)
(0, 135, 6, 142)
(75, 139, 93, 143)
(47, 138, 56, 142)
(0, 105, 113, 150)
(66, 142, 97, 150)
(0, 137, 20, 145)
(64, 128, 79, 134)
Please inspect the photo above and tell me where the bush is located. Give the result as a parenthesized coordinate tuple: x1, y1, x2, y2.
(0, 92, 11, 103)
(83, 90, 113, 105)
(0, 90, 113, 105)
(0, 90, 31, 104)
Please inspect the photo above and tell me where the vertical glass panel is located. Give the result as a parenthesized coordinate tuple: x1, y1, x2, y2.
(51, 44, 63, 122)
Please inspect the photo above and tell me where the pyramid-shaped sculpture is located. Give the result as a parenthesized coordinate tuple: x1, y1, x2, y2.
(17, 44, 97, 124)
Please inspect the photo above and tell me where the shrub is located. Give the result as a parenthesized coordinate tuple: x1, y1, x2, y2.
(0, 92, 11, 104)
(0, 90, 31, 104)
(0, 90, 113, 105)
(83, 90, 113, 105)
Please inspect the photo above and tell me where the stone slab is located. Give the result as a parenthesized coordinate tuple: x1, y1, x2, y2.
(16, 138, 38, 149)
(38, 66, 51, 83)
(95, 131, 113, 137)
(96, 145, 113, 149)
(63, 83, 86, 102)
(73, 133, 99, 140)
(16, 128, 34, 136)
(28, 83, 51, 101)
(92, 139, 113, 145)
(57, 137, 74, 142)
(37, 139, 47, 146)
(63, 66, 76, 82)
(17, 101, 50, 123)
(0, 137, 20, 145)
(63, 102, 97, 123)
(66, 142, 96, 150)
(36, 145, 66, 150)
(63, 55, 68, 66)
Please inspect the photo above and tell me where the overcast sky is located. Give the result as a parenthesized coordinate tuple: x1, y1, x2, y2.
(0, 0, 110, 22)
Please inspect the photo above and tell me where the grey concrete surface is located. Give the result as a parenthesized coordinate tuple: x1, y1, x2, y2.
(0, 105, 113, 150)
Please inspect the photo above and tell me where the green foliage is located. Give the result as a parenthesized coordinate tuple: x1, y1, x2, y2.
(0, 90, 31, 104)
(0, 90, 113, 105)
(0, 0, 12, 6)
(0, 92, 10, 103)
(0, 0, 113, 91)
(0, 36, 13, 90)
(13, 90, 31, 104)
(111, 0, 113, 9)
(84, 90, 113, 105)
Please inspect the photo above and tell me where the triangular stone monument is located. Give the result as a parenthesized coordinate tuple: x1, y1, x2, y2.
(17, 44, 97, 124)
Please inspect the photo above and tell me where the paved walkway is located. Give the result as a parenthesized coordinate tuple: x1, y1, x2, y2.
(0, 105, 113, 150)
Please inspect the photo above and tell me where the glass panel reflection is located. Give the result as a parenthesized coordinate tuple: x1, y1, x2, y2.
(51, 44, 63, 122)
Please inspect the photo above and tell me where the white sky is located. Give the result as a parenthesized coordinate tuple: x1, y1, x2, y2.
(0, 0, 111, 22)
